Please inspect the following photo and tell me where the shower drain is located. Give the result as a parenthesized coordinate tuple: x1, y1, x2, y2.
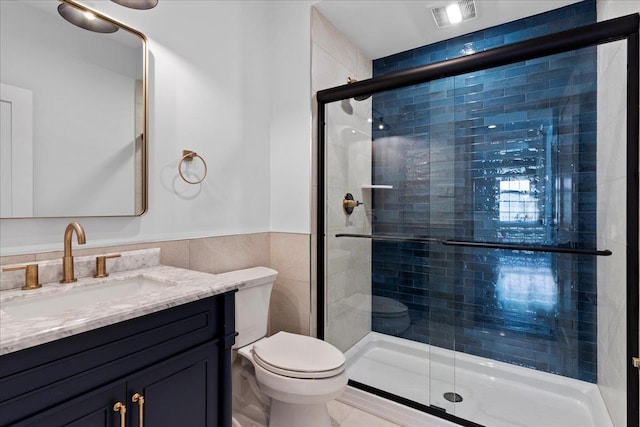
(443, 392, 463, 403)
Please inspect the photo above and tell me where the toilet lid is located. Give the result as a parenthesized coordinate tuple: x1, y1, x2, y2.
(252, 332, 345, 379)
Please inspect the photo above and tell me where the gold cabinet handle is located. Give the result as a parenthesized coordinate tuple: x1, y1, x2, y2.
(132, 393, 144, 427)
(113, 402, 126, 427)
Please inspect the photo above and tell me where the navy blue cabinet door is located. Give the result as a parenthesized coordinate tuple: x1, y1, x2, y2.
(127, 343, 219, 427)
(10, 343, 219, 427)
(11, 384, 124, 427)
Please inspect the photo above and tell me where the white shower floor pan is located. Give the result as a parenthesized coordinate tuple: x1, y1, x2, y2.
(343, 332, 612, 427)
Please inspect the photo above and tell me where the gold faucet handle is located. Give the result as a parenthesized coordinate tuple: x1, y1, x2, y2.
(3, 264, 42, 290)
(343, 199, 363, 209)
(93, 254, 122, 278)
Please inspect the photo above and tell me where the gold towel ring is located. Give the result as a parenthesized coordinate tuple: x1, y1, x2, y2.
(179, 150, 208, 184)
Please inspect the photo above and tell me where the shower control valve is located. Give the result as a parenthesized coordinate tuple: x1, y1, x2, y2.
(343, 193, 363, 215)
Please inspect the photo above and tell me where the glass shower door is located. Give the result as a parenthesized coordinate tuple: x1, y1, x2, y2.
(319, 14, 638, 426)
(323, 96, 375, 355)
(323, 77, 460, 415)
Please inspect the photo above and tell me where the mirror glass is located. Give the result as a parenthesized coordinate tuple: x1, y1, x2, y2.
(0, 0, 147, 218)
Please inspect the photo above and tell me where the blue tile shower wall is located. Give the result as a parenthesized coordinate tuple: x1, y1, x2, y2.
(370, 1, 597, 382)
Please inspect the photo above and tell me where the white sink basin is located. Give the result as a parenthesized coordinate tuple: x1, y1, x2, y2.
(1, 276, 175, 320)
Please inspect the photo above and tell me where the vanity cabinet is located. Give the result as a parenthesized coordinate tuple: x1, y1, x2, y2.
(13, 343, 217, 427)
(0, 292, 236, 427)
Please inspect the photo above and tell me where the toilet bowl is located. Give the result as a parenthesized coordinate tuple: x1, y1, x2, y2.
(238, 332, 348, 427)
(220, 267, 347, 427)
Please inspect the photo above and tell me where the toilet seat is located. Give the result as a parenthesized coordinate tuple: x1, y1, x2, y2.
(251, 332, 345, 379)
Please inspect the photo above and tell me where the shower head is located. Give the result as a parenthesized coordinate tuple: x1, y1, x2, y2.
(347, 77, 371, 101)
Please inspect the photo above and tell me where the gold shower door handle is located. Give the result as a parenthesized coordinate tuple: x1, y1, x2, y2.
(132, 393, 145, 427)
(113, 402, 126, 427)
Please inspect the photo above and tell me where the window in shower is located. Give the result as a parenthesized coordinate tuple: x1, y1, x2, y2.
(497, 178, 540, 222)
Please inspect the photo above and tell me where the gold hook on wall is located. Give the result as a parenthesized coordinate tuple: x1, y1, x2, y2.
(178, 150, 208, 184)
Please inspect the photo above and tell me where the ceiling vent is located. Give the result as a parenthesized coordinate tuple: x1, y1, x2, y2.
(432, 0, 477, 28)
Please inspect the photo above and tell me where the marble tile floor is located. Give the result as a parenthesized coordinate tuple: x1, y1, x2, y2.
(233, 400, 401, 427)
(328, 400, 402, 427)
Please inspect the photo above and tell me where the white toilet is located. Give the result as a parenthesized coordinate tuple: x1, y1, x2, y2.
(220, 267, 348, 427)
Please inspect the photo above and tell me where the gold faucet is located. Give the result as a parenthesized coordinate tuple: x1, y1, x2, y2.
(60, 222, 86, 283)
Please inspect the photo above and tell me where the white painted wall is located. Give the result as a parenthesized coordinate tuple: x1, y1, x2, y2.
(269, 1, 313, 233)
(0, 1, 313, 256)
(596, 1, 640, 426)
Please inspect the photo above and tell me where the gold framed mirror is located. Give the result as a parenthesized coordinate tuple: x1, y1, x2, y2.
(0, 0, 148, 218)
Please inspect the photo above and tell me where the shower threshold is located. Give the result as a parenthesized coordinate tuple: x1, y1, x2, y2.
(343, 332, 612, 427)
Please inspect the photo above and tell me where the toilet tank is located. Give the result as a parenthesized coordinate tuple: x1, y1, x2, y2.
(216, 267, 278, 348)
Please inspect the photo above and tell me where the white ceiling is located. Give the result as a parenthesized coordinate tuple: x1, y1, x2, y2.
(313, 0, 583, 60)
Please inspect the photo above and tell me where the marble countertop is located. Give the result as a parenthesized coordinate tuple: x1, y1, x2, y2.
(0, 250, 243, 355)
